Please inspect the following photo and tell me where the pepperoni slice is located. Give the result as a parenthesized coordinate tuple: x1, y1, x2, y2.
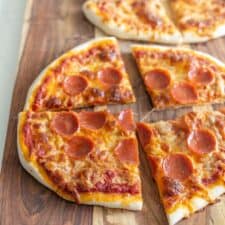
(98, 67, 122, 86)
(163, 153, 193, 181)
(148, 156, 160, 177)
(65, 136, 94, 159)
(136, 123, 152, 147)
(187, 129, 216, 154)
(144, 69, 171, 91)
(78, 111, 106, 130)
(51, 112, 78, 136)
(118, 109, 136, 132)
(63, 75, 88, 96)
(114, 138, 139, 165)
(188, 67, 214, 86)
(171, 82, 198, 104)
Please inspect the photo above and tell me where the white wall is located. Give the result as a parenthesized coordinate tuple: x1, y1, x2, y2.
(0, 0, 26, 168)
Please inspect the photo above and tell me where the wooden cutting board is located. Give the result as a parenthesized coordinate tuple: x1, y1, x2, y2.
(1, 1, 225, 225)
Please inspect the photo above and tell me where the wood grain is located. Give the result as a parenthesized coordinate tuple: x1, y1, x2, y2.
(1, 1, 225, 225)
(0, 1, 94, 225)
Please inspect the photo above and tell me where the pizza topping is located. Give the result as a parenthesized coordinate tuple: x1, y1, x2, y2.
(78, 111, 106, 130)
(132, 1, 162, 28)
(136, 123, 152, 147)
(51, 112, 79, 136)
(188, 67, 214, 86)
(118, 109, 136, 132)
(63, 75, 88, 96)
(171, 82, 198, 104)
(65, 136, 94, 159)
(187, 129, 216, 154)
(144, 69, 171, 90)
(23, 123, 34, 153)
(45, 97, 62, 109)
(114, 138, 139, 165)
(163, 153, 193, 181)
(148, 156, 160, 177)
(98, 67, 122, 86)
(161, 176, 184, 197)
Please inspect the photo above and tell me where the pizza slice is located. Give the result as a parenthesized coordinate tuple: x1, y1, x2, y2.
(24, 37, 135, 111)
(17, 109, 142, 210)
(137, 109, 225, 225)
(82, 0, 182, 44)
(169, 0, 225, 43)
(132, 44, 225, 109)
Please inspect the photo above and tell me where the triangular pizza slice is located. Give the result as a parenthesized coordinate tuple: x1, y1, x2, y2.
(137, 109, 225, 225)
(82, 0, 181, 44)
(132, 44, 225, 109)
(169, 0, 225, 43)
(17, 109, 142, 210)
(25, 37, 135, 111)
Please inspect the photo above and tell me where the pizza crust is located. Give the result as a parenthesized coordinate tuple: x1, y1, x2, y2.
(17, 112, 142, 210)
(24, 37, 118, 111)
(79, 196, 142, 210)
(82, 1, 182, 44)
(182, 23, 225, 43)
(131, 44, 225, 68)
(167, 184, 225, 225)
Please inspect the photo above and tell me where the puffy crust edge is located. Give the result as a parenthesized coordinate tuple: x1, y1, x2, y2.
(167, 185, 225, 225)
(181, 24, 225, 43)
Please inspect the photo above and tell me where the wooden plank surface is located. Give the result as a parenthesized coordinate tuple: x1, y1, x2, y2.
(1, 1, 225, 225)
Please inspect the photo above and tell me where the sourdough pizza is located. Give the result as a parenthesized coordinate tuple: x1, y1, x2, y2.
(137, 109, 225, 225)
(24, 37, 135, 111)
(17, 109, 143, 210)
(170, 0, 225, 43)
(82, 0, 182, 44)
(132, 45, 225, 109)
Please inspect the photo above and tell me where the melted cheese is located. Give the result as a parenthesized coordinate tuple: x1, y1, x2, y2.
(25, 37, 135, 112)
(170, 0, 225, 41)
(83, 0, 182, 44)
(132, 45, 225, 109)
(140, 109, 225, 224)
(17, 110, 142, 210)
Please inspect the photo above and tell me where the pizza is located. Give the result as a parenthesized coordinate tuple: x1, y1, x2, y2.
(17, 109, 143, 210)
(82, 0, 182, 44)
(132, 44, 225, 109)
(137, 108, 225, 225)
(170, 0, 225, 43)
(82, 0, 225, 44)
(24, 37, 135, 111)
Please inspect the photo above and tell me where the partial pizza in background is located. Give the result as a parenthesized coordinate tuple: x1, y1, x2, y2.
(24, 37, 135, 111)
(82, 0, 225, 44)
(170, 0, 225, 43)
(132, 44, 225, 109)
(82, 0, 182, 44)
(17, 109, 143, 210)
(137, 108, 225, 225)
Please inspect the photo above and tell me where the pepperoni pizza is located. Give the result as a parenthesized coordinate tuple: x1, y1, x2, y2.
(137, 109, 225, 225)
(24, 37, 135, 111)
(17, 109, 143, 210)
(132, 45, 225, 109)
